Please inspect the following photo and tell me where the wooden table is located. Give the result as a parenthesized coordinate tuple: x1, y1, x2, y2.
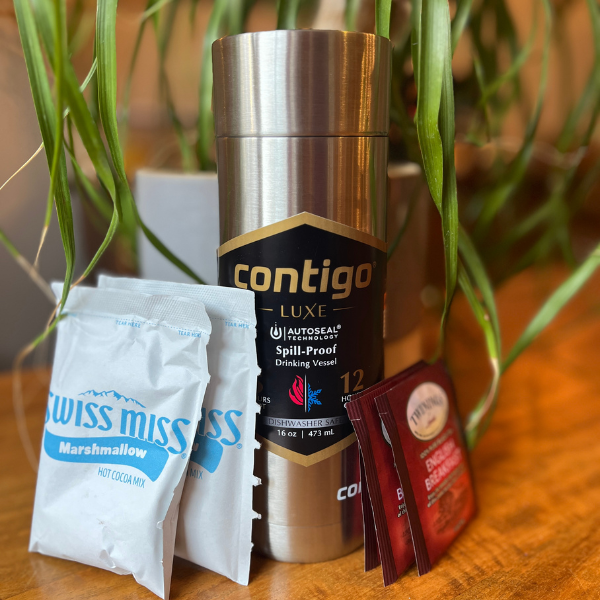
(2, 266, 600, 599)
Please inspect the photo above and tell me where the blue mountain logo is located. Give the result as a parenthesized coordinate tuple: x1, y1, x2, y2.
(79, 390, 146, 409)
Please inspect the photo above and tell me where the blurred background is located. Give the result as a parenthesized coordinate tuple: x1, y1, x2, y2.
(1, 0, 600, 369)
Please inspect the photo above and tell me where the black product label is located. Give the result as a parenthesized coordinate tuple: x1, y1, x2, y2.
(218, 213, 386, 466)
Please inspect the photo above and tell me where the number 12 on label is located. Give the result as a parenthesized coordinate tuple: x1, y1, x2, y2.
(341, 370, 364, 394)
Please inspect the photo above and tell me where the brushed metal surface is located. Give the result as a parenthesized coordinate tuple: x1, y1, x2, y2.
(218, 134, 386, 562)
(213, 29, 390, 563)
(212, 30, 391, 137)
(253, 442, 363, 563)
(216, 136, 388, 242)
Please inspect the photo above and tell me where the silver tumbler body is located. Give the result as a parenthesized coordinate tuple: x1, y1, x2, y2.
(213, 30, 391, 563)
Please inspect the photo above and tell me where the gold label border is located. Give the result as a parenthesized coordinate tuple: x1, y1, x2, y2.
(218, 212, 386, 257)
(257, 433, 357, 467)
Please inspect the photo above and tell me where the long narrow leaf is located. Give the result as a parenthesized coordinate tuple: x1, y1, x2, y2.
(415, 0, 446, 210)
(459, 226, 501, 354)
(120, 0, 158, 144)
(228, 0, 245, 35)
(154, 0, 196, 171)
(387, 181, 423, 259)
(477, 16, 537, 109)
(33, 0, 123, 282)
(375, 0, 391, 38)
(14, 0, 76, 313)
(557, 0, 600, 151)
(196, 0, 227, 170)
(277, 0, 302, 29)
(474, 0, 552, 238)
(459, 264, 500, 449)
(451, 0, 473, 54)
(35, 0, 67, 269)
(438, 4, 458, 336)
(345, 0, 360, 31)
(459, 231, 502, 449)
(503, 243, 600, 371)
(96, 0, 204, 282)
(411, 0, 422, 91)
(96, 0, 127, 183)
(32, 0, 117, 202)
(0, 228, 55, 302)
(390, 39, 421, 164)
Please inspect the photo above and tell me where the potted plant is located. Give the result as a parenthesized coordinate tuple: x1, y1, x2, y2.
(3, 0, 600, 453)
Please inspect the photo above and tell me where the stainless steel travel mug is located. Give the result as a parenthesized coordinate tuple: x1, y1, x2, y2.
(213, 30, 391, 563)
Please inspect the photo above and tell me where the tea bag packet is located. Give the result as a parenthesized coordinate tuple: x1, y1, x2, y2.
(351, 362, 427, 575)
(359, 452, 380, 572)
(98, 276, 261, 585)
(346, 362, 425, 586)
(375, 361, 477, 575)
(30, 285, 211, 599)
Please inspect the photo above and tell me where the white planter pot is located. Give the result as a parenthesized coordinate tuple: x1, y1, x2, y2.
(384, 162, 430, 377)
(136, 170, 219, 285)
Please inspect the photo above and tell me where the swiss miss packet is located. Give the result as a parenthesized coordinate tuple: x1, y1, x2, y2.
(346, 361, 425, 585)
(375, 361, 477, 575)
(98, 276, 261, 586)
(30, 285, 211, 599)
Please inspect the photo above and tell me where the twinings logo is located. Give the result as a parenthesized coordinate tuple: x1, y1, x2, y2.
(406, 383, 449, 441)
(233, 259, 373, 300)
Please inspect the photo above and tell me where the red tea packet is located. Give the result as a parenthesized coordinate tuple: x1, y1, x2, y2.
(347, 362, 426, 585)
(359, 452, 380, 572)
(375, 360, 477, 575)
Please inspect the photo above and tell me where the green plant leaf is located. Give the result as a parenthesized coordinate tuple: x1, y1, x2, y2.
(477, 14, 537, 109)
(33, 0, 66, 268)
(503, 243, 600, 371)
(277, 0, 302, 29)
(459, 230, 502, 448)
(32, 0, 117, 202)
(345, 0, 360, 31)
(438, 4, 459, 335)
(120, 0, 158, 145)
(14, 0, 75, 313)
(375, 0, 391, 38)
(415, 0, 446, 211)
(196, 0, 227, 170)
(154, 0, 196, 172)
(32, 0, 123, 282)
(96, 0, 205, 283)
(473, 0, 552, 239)
(387, 181, 423, 259)
(459, 226, 501, 355)
(411, 0, 422, 90)
(414, 0, 457, 343)
(557, 0, 600, 151)
(227, 0, 245, 34)
(0, 227, 55, 302)
(390, 39, 421, 164)
(451, 0, 473, 54)
(96, 0, 127, 183)
(143, 0, 174, 19)
(459, 263, 500, 449)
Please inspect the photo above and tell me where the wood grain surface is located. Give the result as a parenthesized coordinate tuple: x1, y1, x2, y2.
(1, 266, 600, 600)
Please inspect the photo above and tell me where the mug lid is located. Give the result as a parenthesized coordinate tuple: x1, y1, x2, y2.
(212, 30, 392, 137)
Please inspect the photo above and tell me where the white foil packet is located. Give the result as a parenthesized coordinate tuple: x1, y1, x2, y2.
(98, 277, 261, 585)
(30, 285, 212, 599)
